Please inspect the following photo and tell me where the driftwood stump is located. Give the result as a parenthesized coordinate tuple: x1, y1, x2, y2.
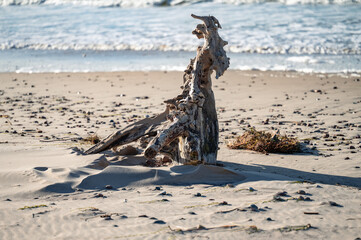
(85, 14, 230, 165)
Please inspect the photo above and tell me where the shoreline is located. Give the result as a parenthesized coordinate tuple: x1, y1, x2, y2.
(2, 49, 361, 74)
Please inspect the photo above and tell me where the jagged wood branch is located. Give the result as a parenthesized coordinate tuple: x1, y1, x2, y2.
(84, 110, 168, 154)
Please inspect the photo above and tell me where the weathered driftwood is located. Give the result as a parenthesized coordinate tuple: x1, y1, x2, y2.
(84, 110, 168, 154)
(85, 14, 229, 165)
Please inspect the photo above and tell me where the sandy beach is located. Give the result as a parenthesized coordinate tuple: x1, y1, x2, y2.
(0, 70, 360, 239)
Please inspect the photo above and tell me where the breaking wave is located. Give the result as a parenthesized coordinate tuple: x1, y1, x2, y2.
(1, 42, 360, 55)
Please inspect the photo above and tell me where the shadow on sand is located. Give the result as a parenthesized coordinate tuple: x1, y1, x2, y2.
(220, 159, 361, 189)
(40, 151, 360, 194)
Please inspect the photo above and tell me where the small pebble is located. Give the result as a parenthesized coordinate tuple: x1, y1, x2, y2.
(249, 204, 258, 211)
(275, 191, 287, 196)
(94, 193, 104, 198)
(153, 220, 166, 224)
(194, 193, 202, 197)
(101, 215, 112, 220)
(273, 196, 286, 202)
(105, 185, 113, 189)
(328, 201, 342, 207)
(297, 190, 306, 195)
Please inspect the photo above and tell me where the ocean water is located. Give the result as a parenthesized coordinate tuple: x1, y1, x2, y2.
(0, 0, 360, 73)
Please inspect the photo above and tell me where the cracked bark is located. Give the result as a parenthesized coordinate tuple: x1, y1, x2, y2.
(85, 14, 229, 165)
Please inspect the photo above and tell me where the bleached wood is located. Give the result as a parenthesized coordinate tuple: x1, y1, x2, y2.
(85, 14, 229, 165)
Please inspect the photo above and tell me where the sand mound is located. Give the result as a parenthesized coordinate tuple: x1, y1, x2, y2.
(77, 165, 246, 189)
(0, 148, 246, 195)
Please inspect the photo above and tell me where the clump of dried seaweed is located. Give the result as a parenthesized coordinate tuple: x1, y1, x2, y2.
(227, 128, 300, 154)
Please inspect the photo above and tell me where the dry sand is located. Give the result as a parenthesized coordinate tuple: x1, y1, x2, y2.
(0, 70, 360, 239)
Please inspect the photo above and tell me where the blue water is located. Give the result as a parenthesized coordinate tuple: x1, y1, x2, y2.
(0, 1, 360, 73)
